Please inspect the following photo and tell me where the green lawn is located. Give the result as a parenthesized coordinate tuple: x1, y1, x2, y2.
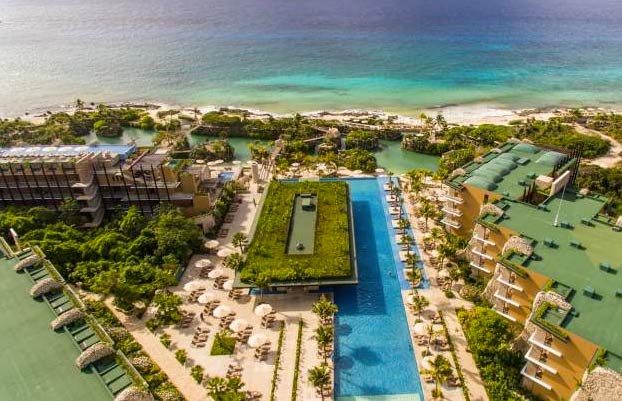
(0, 256, 112, 401)
(240, 181, 352, 284)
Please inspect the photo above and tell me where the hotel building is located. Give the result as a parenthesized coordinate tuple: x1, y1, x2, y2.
(441, 142, 622, 400)
(0, 145, 212, 227)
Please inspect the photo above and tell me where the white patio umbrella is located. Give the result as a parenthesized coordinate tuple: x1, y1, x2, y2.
(183, 281, 204, 292)
(352, 169, 363, 175)
(204, 239, 220, 250)
(413, 322, 427, 336)
(223, 279, 234, 291)
(213, 159, 224, 165)
(208, 268, 225, 279)
(198, 292, 217, 304)
(375, 168, 385, 173)
(254, 304, 273, 317)
(232, 160, 242, 165)
(248, 333, 269, 348)
(212, 305, 232, 318)
(217, 248, 232, 258)
(229, 318, 250, 333)
(195, 259, 212, 268)
(291, 162, 300, 168)
(421, 356, 435, 370)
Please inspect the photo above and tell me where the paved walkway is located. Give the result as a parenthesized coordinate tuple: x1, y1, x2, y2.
(103, 298, 210, 401)
(403, 185, 489, 401)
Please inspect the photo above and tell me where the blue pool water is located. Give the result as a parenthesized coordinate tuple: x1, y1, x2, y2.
(218, 171, 235, 183)
(332, 178, 423, 400)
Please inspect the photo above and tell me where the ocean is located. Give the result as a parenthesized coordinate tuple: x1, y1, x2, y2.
(2, 0, 622, 117)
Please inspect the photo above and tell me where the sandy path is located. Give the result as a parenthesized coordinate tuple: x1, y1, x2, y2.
(573, 123, 622, 168)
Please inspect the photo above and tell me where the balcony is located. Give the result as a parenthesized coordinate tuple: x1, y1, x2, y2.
(441, 219, 461, 229)
(492, 306, 517, 322)
(440, 194, 464, 204)
(470, 261, 491, 274)
(473, 235, 495, 246)
(471, 248, 493, 261)
(494, 291, 520, 307)
(521, 363, 552, 391)
(496, 276, 523, 292)
(525, 346, 558, 374)
(528, 332, 562, 358)
(442, 207, 463, 217)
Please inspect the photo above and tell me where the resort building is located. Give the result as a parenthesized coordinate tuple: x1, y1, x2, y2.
(0, 145, 216, 226)
(441, 141, 622, 401)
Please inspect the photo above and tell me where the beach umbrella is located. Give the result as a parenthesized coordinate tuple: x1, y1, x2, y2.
(375, 168, 385, 173)
(195, 159, 205, 164)
(254, 304, 273, 317)
(213, 159, 224, 165)
(248, 333, 269, 348)
(438, 270, 450, 279)
(291, 162, 300, 168)
(413, 322, 427, 336)
(207, 161, 218, 166)
(183, 281, 204, 292)
(217, 248, 232, 258)
(352, 169, 363, 175)
(223, 279, 234, 291)
(421, 356, 435, 370)
(195, 259, 212, 268)
(246, 160, 255, 165)
(204, 240, 220, 250)
(229, 318, 250, 333)
(212, 305, 232, 318)
(208, 268, 225, 279)
(198, 292, 217, 304)
(232, 160, 242, 165)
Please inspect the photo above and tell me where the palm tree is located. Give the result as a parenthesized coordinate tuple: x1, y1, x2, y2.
(411, 294, 429, 321)
(422, 354, 453, 399)
(75, 98, 84, 111)
(223, 252, 243, 271)
(397, 217, 410, 235)
(419, 200, 437, 232)
(312, 295, 338, 325)
(314, 325, 334, 362)
(231, 232, 247, 253)
(308, 364, 332, 401)
(206, 377, 229, 396)
(405, 253, 421, 293)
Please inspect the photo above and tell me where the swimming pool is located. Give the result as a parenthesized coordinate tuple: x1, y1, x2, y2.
(332, 178, 423, 401)
(218, 171, 235, 183)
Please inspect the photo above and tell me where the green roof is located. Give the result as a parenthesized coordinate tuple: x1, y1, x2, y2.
(489, 192, 622, 360)
(0, 255, 112, 401)
(448, 143, 575, 200)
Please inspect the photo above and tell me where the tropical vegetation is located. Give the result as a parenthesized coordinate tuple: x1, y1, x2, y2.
(241, 181, 352, 283)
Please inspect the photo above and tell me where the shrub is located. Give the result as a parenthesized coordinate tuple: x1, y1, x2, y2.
(174, 349, 187, 365)
(160, 333, 172, 349)
(211, 332, 236, 356)
(191, 365, 204, 383)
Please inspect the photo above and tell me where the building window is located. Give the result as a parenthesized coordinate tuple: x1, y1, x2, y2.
(483, 194, 489, 204)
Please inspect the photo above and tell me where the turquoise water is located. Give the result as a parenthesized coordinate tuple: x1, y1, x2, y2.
(333, 178, 423, 399)
(2, 0, 622, 116)
(374, 141, 439, 174)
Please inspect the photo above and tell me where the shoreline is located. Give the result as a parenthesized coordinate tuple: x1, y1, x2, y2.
(8, 99, 622, 128)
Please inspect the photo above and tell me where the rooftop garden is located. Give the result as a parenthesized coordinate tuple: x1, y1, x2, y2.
(240, 181, 353, 284)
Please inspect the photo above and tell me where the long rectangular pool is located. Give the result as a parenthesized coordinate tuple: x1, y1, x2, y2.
(332, 178, 423, 401)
